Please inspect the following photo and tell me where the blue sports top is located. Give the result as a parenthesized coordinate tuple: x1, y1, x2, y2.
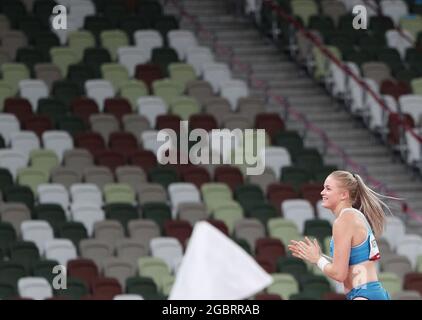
(329, 208, 380, 266)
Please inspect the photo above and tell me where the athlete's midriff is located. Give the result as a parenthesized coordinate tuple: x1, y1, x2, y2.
(343, 260, 379, 294)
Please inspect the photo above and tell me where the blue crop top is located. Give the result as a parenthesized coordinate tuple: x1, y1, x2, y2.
(329, 208, 380, 265)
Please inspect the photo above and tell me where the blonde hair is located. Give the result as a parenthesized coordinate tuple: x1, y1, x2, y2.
(329, 170, 396, 238)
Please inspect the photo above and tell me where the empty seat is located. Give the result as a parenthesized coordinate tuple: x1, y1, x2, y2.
(94, 220, 125, 248)
(150, 237, 183, 270)
(168, 183, 201, 218)
(233, 218, 265, 251)
(18, 277, 52, 300)
(102, 257, 135, 289)
(396, 235, 422, 269)
(0, 114, 20, 145)
(203, 62, 231, 93)
(118, 47, 148, 77)
(141, 202, 172, 231)
(33, 204, 66, 234)
(85, 80, 115, 111)
(20, 220, 54, 254)
(44, 239, 77, 266)
(37, 184, 69, 213)
(83, 166, 114, 189)
(18, 79, 48, 111)
(89, 114, 120, 143)
(220, 79, 249, 111)
(10, 131, 40, 158)
(91, 277, 122, 299)
(128, 219, 161, 247)
(134, 30, 163, 61)
(1, 203, 31, 236)
(79, 239, 113, 269)
(282, 199, 314, 233)
(137, 183, 167, 205)
(42, 130, 74, 161)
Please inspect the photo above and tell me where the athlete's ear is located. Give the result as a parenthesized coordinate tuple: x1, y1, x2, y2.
(340, 189, 349, 201)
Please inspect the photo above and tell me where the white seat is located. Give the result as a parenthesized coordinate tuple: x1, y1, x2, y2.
(18, 79, 48, 111)
(113, 294, 144, 300)
(405, 128, 422, 167)
(167, 30, 198, 60)
(70, 183, 103, 207)
(399, 94, 422, 124)
(71, 202, 105, 237)
(141, 130, 163, 154)
(281, 199, 315, 233)
(345, 65, 365, 115)
(220, 79, 249, 111)
(150, 237, 184, 270)
(68, 0, 96, 30)
(85, 80, 115, 111)
(385, 30, 414, 59)
(117, 46, 148, 77)
(396, 234, 422, 269)
(44, 239, 77, 266)
(21, 220, 54, 254)
(0, 114, 20, 145)
(18, 277, 53, 300)
(382, 216, 406, 250)
(168, 183, 201, 218)
(368, 94, 397, 132)
(137, 96, 168, 127)
(0, 149, 28, 179)
(202, 62, 231, 93)
(260, 147, 291, 180)
(37, 184, 70, 216)
(327, 61, 347, 98)
(134, 30, 163, 60)
(10, 131, 40, 158)
(316, 200, 335, 224)
(186, 46, 214, 76)
(42, 130, 74, 162)
(380, 0, 409, 26)
(51, 14, 80, 45)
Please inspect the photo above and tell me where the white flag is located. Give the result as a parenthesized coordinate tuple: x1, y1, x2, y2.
(169, 221, 273, 300)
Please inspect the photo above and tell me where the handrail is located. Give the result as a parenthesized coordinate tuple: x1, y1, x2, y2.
(168, 0, 422, 222)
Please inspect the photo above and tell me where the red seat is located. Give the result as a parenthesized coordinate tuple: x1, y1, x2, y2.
(206, 219, 229, 236)
(74, 132, 106, 155)
(182, 166, 211, 188)
(129, 150, 157, 172)
(189, 114, 218, 132)
(387, 113, 414, 146)
(255, 113, 285, 141)
(214, 165, 244, 192)
(255, 293, 283, 300)
(380, 80, 412, 100)
(109, 131, 139, 158)
(156, 114, 182, 133)
(4, 98, 33, 123)
(323, 292, 347, 300)
(404, 272, 422, 295)
(95, 149, 127, 171)
(135, 63, 164, 92)
(255, 254, 276, 274)
(255, 238, 286, 261)
(67, 258, 99, 288)
(22, 115, 53, 137)
(300, 183, 323, 207)
(104, 98, 132, 122)
(91, 277, 122, 299)
(71, 98, 99, 126)
(267, 183, 300, 214)
(164, 219, 193, 247)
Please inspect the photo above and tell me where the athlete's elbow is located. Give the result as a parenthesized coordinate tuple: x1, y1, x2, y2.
(331, 269, 347, 282)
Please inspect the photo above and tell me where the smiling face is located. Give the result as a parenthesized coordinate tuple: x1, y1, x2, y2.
(320, 175, 350, 211)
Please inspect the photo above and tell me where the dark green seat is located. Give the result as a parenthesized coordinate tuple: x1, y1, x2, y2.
(33, 0, 57, 25)
(126, 276, 158, 298)
(149, 166, 179, 188)
(67, 64, 96, 92)
(104, 2, 128, 27)
(0, 222, 17, 252)
(313, 165, 338, 183)
(52, 80, 84, 106)
(32, 259, 60, 284)
(303, 219, 332, 245)
(33, 204, 67, 234)
(274, 131, 304, 159)
(37, 97, 69, 123)
(2, 1, 27, 28)
(308, 15, 334, 33)
(247, 203, 278, 226)
(343, 50, 373, 67)
(16, 47, 47, 73)
(83, 47, 112, 77)
(0, 135, 5, 148)
(369, 16, 395, 35)
(0, 168, 13, 191)
(0, 281, 17, 299)
(377, 48, 404, 74)
(154, 15, 179, 39)
(104, 203, 139, 231)
(289, 292, 318, 300)
(151, 47, 180, 76)
(299, 274, 331, 299)
(3, 185, 34, 210)
(141, 202, 171, 231)
(294, 148, 324, 174)
(56, 115, 86, 136)
(0, 261, 27, 286)
(277, 256, 308, 280)
(235, 184, 265, 202)
(83, 16, 113, 44)
(34, 31, 61, 58)
(138, 0, 163, 27)
(280, 166, 313, 192)
(235, 238, 252, 255)
(9, 241, 40, 270)
(58, 222, 88, 248)
(119, 17, 149, 41)
(55, 277, 89, 300)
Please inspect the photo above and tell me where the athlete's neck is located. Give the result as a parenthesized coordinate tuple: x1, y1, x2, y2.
(333, 202, 353, 218)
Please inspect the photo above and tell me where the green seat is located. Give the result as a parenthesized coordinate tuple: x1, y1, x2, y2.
(9, 241, 40, 270)
(141, 202, 171, 230)
(377, 48, 403, 74)
(55, 277, 89, 299)
(57, 115, 86, 136)
(300, 274, 331, 299)
(0, 281, 18, 300)
(312, 45, 341, 81)
(168, 63, 196, 93)
(103, 183, 135, 204)
(395, 68, 421, 83)
(0, 168, 14, 192)
(235, 238, 252, 255)
(67, 64, 96, 91)
(379, 272, 402, 296)
(213, 201, 244, 233)
(68, 31, 96, 62)
(0, 222, 17, 252)
(104, 203, 138, 230)
(280, 166, 313, 192)
(33, 204, 67, 234)
(1, 63, 30, 94)
(268, 218, 301, 245)
(277, 256, 308, 280)
(304, 219, 332, 245)
(58, 222, 88, 248)
(201, 183, 233, 212)
(323, 236, 331, 255)
(400, 16, 422, 39)
(52, 80, 83, 106)
(83, 48, 112, 77)
(267, 273, 299, 299)
(235, 184, 265, 202)
(37, 97, 69, 123)
(410, 77, 422, 95)
(291, 0, 318, 26)
(151, 48, 180, 76)
(152, 78, 182, 105)
(274, 131, 304, 159)
(170, 95, 200, 120)
(0, 261, 27, 287)
(17, 167, 49, 194)
(160, 274, 175, 295)
(289, 292, 318, 300)
(0, 81, 14, 111)
(32, 259, 60, 284)
(100, 30, 129, 61)
(50, 47, 78, 77)
(126, 276, 158, 299)
(294, 148, 324, 174)
(3, 186, 34, 211)
(29, 149, 59, 175)
(149, 167, 179, 188)
(120, 80, 148, 110)
(247, 203, 277, 226)
(313, 165, 338, 183)
(308, 15, 335, 32)
(138, 257, 171, 289)
(101, 63, 129, 91)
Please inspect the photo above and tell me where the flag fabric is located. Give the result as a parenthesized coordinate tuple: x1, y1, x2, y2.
(169, 221, 273, 300)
